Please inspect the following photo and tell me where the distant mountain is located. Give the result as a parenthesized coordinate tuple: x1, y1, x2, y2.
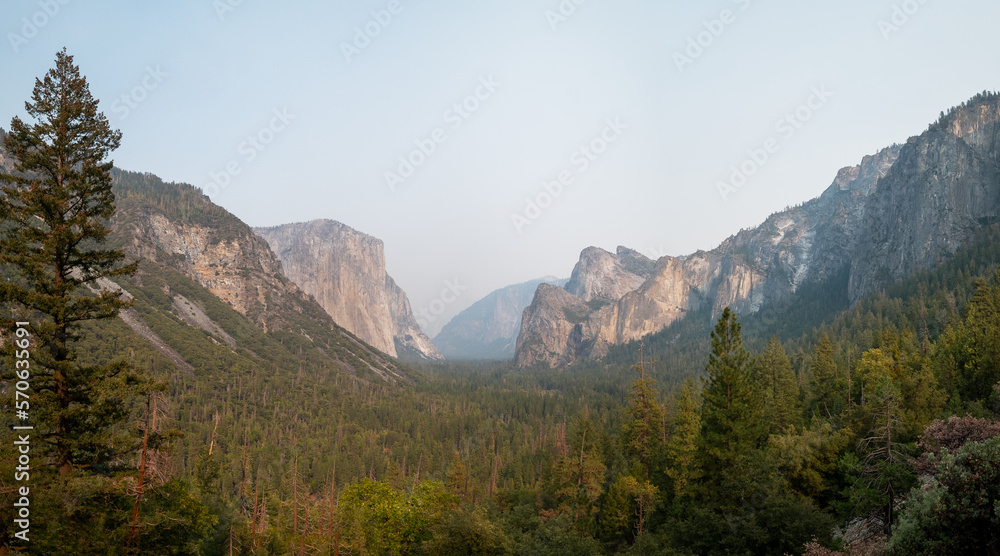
(434, 276, 567, 360)
(254, 220, 442, 362)
(516, 91, 1000, 368)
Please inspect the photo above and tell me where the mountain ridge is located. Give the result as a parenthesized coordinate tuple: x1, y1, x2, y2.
(515, 92, 1000, 368)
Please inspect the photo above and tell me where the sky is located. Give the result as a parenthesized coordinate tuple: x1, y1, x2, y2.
(2, 0, 999, 336)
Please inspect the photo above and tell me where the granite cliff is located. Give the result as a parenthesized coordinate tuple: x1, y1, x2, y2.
(255, 220, 442, 361)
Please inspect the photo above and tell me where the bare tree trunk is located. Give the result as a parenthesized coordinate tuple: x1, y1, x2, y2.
(128, 394, 152, 547)
(293, 457, 299, 536)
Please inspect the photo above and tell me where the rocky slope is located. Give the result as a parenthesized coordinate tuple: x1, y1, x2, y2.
(115, 200, 287, 330)
(434, 276, 567, 360)
(255, 219, 442, 361)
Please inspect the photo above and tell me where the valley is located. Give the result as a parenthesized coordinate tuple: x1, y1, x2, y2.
(1, 38, 1000, 555)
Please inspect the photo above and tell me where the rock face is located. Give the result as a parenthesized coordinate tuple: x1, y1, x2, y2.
(255, 220, 442, 361)
(517, 93, 1000, 368)
(849, 98, 1000, 300)
(434, 276, 567, 360)
(0, 139, 408, 383)
(114, 192, 297, 331)
(565, 247, 655, 302)
(0, 128, 9, 169)
(515, 284, 594, 368)
(386, 275, 443, 360)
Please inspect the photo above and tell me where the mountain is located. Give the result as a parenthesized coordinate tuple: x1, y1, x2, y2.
(516, 92, 1000, 368)
(103, 168, 411, 383)
(434, 276, 567, 360)
(254, 220, 442, 361)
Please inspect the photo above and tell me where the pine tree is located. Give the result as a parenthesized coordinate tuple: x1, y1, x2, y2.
(0, 48, 161, 551)
(0, 47, 148, 475)
(664, 378, 701, 499)
(698, 308, 766, 500)
(445, 451, 469, 501)
(620, 351, 664, 478)
(756, 337, 802, 433)
(551, 415, 606, 529)
(852, 377, 915, 535)
(808, 332, 842, 418)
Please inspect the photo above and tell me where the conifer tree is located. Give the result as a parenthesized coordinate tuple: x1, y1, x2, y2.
(551, 415, 606, 529)
(808, 332, 842, 418)
(0, 47, 147, 476)
(852, 377, 915, 535)
(756, 337, 802, 433)
(698, 308, 766, 500)
(0, 48, 164, 552)
(664, 378, 701, 499)
(445, 451, 469, 501)
(620, 352, 664, 478)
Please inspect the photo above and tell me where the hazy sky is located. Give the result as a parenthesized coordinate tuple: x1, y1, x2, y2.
(2, 1, 999, 336)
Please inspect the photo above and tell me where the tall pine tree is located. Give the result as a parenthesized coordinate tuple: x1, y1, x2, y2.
(698, 308, 766, 501)
(808, 332, 842, 418)
(664, 377, 701, 499)
(0, 48, 163, 553)
(620, 353, 665, 479)
(756, 336, 802, 433)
